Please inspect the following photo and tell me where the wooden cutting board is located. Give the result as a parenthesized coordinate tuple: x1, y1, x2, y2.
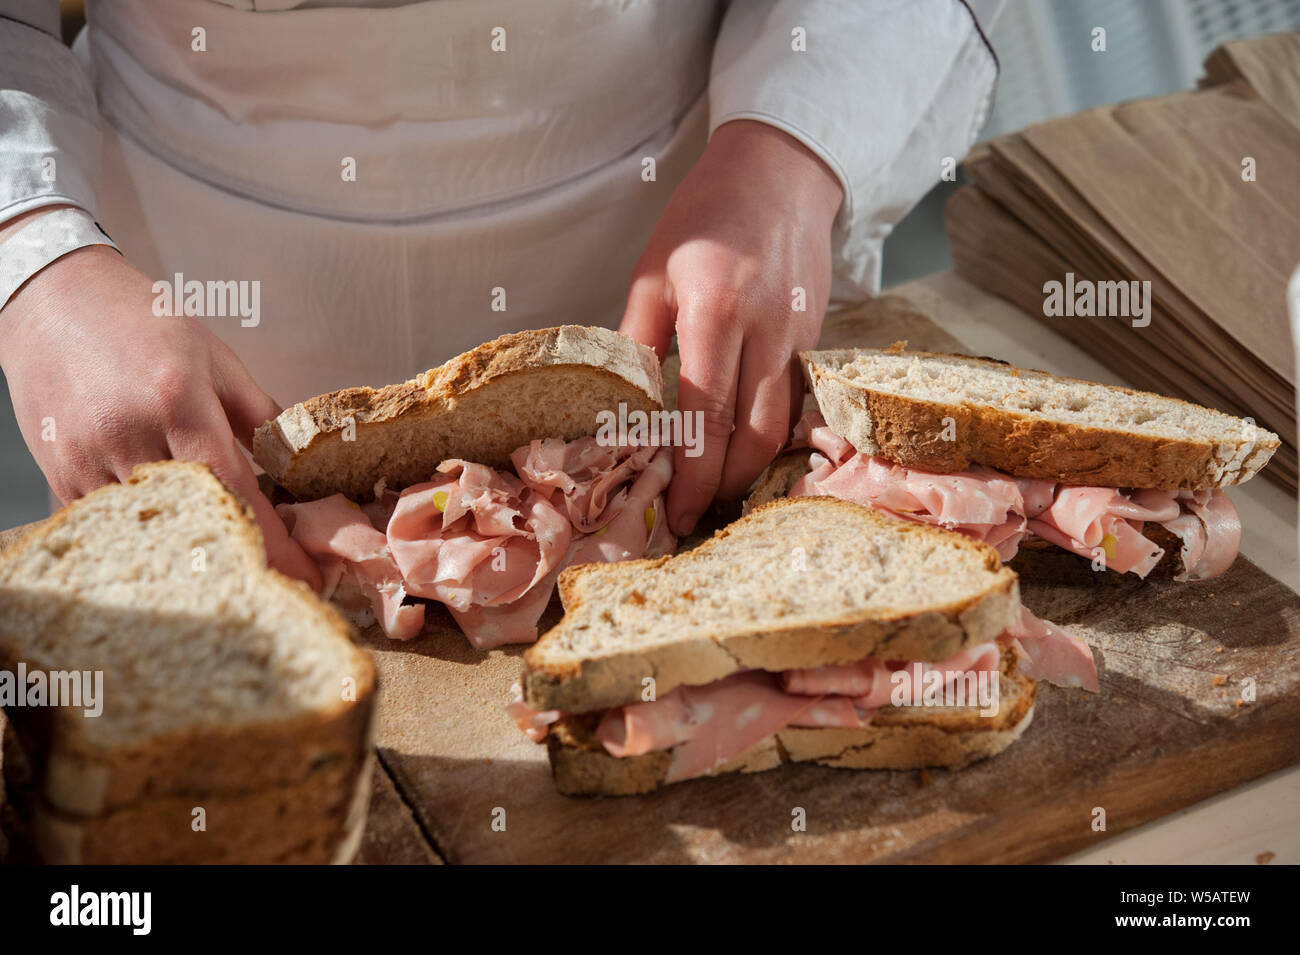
(4, 297, 1298, 863)
(358, 296, 1300, 863)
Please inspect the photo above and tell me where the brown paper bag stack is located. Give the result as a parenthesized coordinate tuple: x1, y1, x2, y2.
(947, 31, 1300, 492)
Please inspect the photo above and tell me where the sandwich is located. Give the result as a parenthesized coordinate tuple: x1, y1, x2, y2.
(253, 326, 678, 649)
(748, 344, 1278, 583)
(507, 345, 1275, 796)
(508, 496, 1095, 796)
(0, 461, 374, 863)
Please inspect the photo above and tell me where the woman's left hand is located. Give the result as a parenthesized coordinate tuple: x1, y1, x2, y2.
(619, 119, 844, 535)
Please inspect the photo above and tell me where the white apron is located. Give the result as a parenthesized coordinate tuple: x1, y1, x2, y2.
(76, 0, 717, 407)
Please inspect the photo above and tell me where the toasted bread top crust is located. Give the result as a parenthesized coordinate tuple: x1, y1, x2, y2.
(253, 325, 664, 501)
(801, 345, 1278, 489)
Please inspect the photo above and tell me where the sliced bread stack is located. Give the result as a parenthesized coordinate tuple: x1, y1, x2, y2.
(0, 462, 375, 863)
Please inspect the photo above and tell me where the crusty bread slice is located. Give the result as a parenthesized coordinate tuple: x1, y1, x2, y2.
(0, 462, 375, 862)
(523, 496, 1019, 713)
(253, 325, 664, 501)
(801, 344, 1278, 489)
(742, 449, 813, 514)
(547, 647, 1036, 796)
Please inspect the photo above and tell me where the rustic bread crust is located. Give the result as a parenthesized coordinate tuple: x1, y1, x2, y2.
(2, 726, 374, 864)
(802, 346, 1278, 489)
(524, 497, 1020, 713)
(547, 649, 1036, 796)
(14, 755, 372, 864)
(742, 450, 813, 514)
(4, 699, 376, 816)
(0, 462, 377, 861)
(253, 325, 664, 501)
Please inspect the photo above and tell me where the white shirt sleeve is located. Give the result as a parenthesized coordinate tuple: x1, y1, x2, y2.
(709, 0, 1003, 301)
(0, 0, 105, 224)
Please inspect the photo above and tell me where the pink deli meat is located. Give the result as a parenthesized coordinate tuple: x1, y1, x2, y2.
(1000, 606, 1099, 692)
(510, 614, 1097, 781)
(505, 682, 562, 743)
(589, 640, 1014, 783)
(782, 640, 1004, 706)
(788, 411, 1241, 580)
(279, 437, 675, 649)
(276, 494, 426, 642)
(596, 672, 827, 784)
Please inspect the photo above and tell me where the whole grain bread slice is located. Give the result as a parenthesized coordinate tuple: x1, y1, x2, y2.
(802, 344, 1278, 489)
(253, 325, 664, 501)
(547, 646, 1035, 795)
(0, 461, 375, 849)
(523, 496, 1019, 713)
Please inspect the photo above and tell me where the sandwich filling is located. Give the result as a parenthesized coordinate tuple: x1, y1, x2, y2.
(510, 606, 1096, 783)
(789, 412, 1241, 580)
(278, 437, 675, 648)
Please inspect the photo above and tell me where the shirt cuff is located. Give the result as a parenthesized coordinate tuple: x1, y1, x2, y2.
(708, 0, 998, 298)
(0, 207, 120, 311)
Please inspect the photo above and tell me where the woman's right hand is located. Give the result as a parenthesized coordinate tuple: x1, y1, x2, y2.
(0, 243, 321, 588)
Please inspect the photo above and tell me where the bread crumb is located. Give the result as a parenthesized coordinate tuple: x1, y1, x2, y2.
(1212, 674, 1227, 687)
(1234, 698, 1246, 707)
(1214, 647, 1224, 654)
(1256, 851, 1275, 864)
